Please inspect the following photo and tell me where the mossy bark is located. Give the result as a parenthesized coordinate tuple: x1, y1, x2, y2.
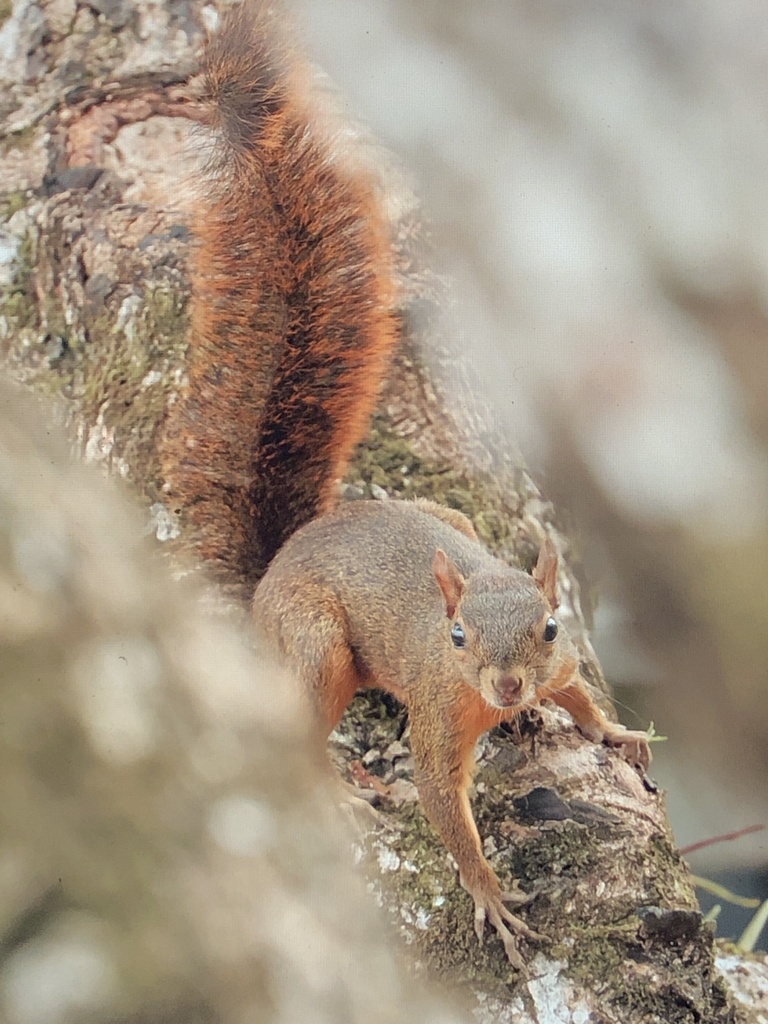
(1, 1, 764, 1020)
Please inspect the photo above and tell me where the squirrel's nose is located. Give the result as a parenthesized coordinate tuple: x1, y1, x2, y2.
(495, 673, 524, 707)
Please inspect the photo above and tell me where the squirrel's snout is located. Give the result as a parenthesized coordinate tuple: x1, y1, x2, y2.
(494, 673, 525, 707)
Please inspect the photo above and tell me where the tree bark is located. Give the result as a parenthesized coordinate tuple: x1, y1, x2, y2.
(1, 1, 765, 1021)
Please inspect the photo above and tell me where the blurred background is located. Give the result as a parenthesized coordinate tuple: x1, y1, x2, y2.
(298, 0, 768, 947)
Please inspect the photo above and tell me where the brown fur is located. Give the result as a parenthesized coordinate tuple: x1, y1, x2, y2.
(254, 499, 652, 966)
(161, 2, 398, 597)
(161, 3, 651, 968)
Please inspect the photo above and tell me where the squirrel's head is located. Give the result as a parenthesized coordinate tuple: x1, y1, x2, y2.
(433, 539, 576, 710)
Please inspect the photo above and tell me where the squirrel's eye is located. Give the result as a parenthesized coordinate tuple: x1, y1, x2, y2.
(451, 622, 466, 649)
(543, 616, 558, 643)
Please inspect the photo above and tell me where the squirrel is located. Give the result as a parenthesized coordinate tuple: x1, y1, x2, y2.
(162, 1, 652, 970)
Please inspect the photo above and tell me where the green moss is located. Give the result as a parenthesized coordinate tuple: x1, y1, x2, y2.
(383, 789, 714, 1007)
(1, 290, 37, 331)
(555, 853, 727, 1023)
(610, 950, 730, 1024)
(10, 230, 33, 283)
(369, 805, 615, 992)
(563, 922, 631, 980)
(74, 283, 189, 494)
(0, 191, 26, 221)
(507, 823, 601, 888)
(0, 230, 38, 333)
(0, 0, 11, 25)
(80, 322, 144, 414)
(0, 122, 37, 155)
(140, 283, 188, 346)
(377, 806, 524, 994)
(642, 833, 698, 908)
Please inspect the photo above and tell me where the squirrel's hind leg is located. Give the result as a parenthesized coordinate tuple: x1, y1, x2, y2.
(302, 626, 360, 739)
(253, 580, 361, 736)
(255, 584, 380, 820)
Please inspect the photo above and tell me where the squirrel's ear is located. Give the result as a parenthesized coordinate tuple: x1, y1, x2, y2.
(433, 548, 465, 620)
(532, 538, 559, 610)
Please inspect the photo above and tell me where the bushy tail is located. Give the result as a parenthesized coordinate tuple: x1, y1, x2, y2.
(162, 1, 398, 599)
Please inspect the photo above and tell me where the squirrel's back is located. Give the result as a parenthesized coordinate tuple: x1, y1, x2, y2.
(254, 499, 548, 685)
(161, 1, 398, 599)
(265, 499, 491, 584)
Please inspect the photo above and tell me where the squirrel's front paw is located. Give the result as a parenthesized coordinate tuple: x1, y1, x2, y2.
(601, 723, 652, 772)
(467, 877, 545, 970)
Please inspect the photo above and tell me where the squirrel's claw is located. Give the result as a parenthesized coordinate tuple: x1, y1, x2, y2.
(471, 886, 545, 969)
(499, 879, 534, 906)
(602, 724, 652, 773)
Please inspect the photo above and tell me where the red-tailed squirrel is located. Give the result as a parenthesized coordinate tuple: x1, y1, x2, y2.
(162, 1, 651, 970)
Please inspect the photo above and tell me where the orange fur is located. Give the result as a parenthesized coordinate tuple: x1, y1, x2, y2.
(159, 4, 652, 969)
(161, 2, 398, 597)
(254, 498, 652, 966)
